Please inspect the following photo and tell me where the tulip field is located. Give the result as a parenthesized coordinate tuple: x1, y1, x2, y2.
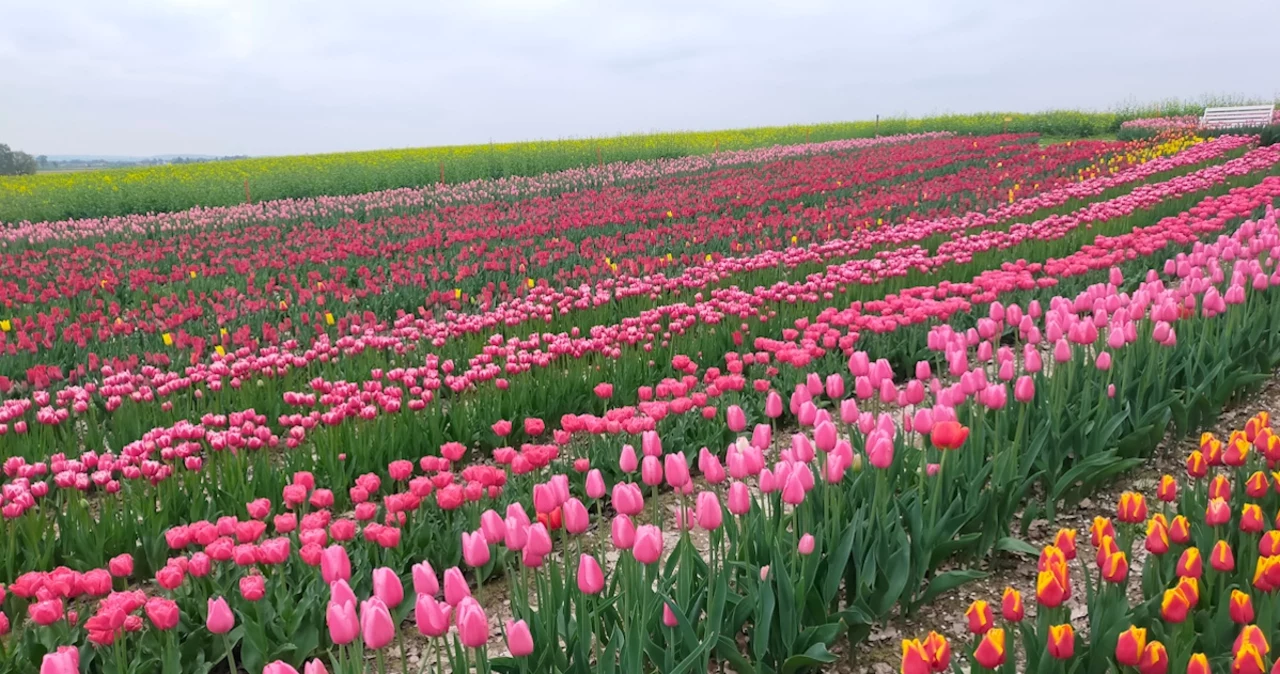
(6, 126, 1280, 674)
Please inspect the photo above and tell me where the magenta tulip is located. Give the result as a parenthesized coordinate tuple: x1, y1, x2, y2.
(578, 554, 605, 594)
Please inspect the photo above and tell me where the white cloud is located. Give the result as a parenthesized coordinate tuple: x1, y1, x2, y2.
(1, 0, 1277, 156)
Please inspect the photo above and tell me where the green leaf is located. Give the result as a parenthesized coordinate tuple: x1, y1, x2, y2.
(995, 536, 1041, 557)
(916, 569, 987, 606)
(780, 643, 839, 674)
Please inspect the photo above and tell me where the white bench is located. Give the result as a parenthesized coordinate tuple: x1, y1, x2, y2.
(1200, 105, 1275, 129)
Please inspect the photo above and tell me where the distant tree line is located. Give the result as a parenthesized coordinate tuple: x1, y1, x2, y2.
(0, 144, 38, 176)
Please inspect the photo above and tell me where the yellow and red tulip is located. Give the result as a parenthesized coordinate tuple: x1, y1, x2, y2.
(1090, 517, 1115, 547)
(1231, 589, 1256, 625)
(1169, 515, 1192, 544)
(1046, 623, 1074, 659)
(1157, 474, 1178, 502)
(1100, 551, 1129, 584)
(1246, 470, 1270, 499)
(1160, 586, 1192, 623)
(1117, 491, 1148, 524)
(1177, 547, 1203, 579)
(1206, 498, 1232, 527)
(922, 631, 950, 672)
(1186, 653, 1210, 674)
(1137, 640, 1168, 674)
(973, 628, 1005, 669)
(1145, 517, 1170, 555)
(1115, 626, 1147, 667)
(1186, 450, 1208, 478)
(1000, 587, 1023, 622)
(1053, 528, 1077, 560)
(1210, 475, 1232, 501)
(965, 599, 994, 634)
(1212, 540, 1236, 572)
(1241, 503, 1265, 533)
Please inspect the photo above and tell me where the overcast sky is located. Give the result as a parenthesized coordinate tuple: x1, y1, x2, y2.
(2, 0, 1277, 157)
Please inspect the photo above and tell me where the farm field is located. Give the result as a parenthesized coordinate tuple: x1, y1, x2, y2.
(5, 121, 1280, 674)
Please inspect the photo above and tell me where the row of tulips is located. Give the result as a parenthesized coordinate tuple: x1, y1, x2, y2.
(0, 134, 1136, 372)
(4, 186, 1280, 671)
(3, 145, 1279, 583)
(0, 135, 1246, 479)
(902, 410, 1280, 674)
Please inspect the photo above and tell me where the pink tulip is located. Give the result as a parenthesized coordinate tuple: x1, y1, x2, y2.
(619, 444, 639, 473)
(782, 471, 806, 505)
(263, 663, 300, 674)
(456, 597, 489, 648)
(578, 554, 605, 594)
(585, 469, 606, 499)
(415, 594, 451, 637)
(40, 651, 78, 674)
(320, 545, 351, 584)
(728, 481, 752, 515)
(327, 600, 358, 645)
(664, 452, 690, 488)
(751, 423, 772, 450)
(526, 523, 553, 556)
(633, 524, 663, 564)
(443, 567, 471, 606)
(206, 596, 234, 634)
(506, 619, 534, 656)
(825, 374, 845, 399)
(840, 398, 859, 424)
(867, 435, 894, 469)
(824, 452, 846, 483)
(563, 497, 590, 534)
(612, 514, 636, 549)
(641, 430, 663, 457)
(372, 567, 404, 608)
(359, 597, 395, 650)
(412, 561, 439, 596)
(480, 510, 506, 544)
(330, 580, 357, 611)
(641, 455, 663, 486)
(764, 391, 783, 418)
(1014, 376, 1035, 403)
(462, 531, 491, 567)
(304, 660, 328, 674)
(798, 534, 815, 555)
(727, 405, 747, 432)
(504, 516, 529, 550)
(663, 603, 679, 627)
(696, 491, 723, 530)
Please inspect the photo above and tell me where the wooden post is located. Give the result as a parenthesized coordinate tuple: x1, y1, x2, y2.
(439, 162, 445, 185)
(244, 179, 251, 204)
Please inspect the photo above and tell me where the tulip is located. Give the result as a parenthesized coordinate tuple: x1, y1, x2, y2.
(641, 455, 663, 486)
(695, 491, 722, 530)
(304, 660, 328, 674)
(921, 631, 950, 671)
(1157, 474, 1177, 502)
(108, 554, 134, 578)
(1169, 515, 1192, 544)
(1177, 547, 1203, 579)
(619, 444, 639, 473)
(506, 619, 536, 659)
(327, 600, 358, 645)
(1090, 517, 1116, 547)
(965, 599, 993, 634)
(633, 524, 663, 564)
(1100, 551, 1128, 584)
(461, 531, 491, 568)
(764, 391, 783, 418)
(1145, 518, 1170, 555)
(320, 545, 351, 584)
(1047, 623, 1074, 659)
(39, 652, 78, 674)
(443, 567, 470, 606)
(263, 662, 300, 674)
(456, 597, 489, 648)
(901, 639, 930, 674)
(1138, 641, 1168, 674)
(611, 515, 636, 549)
(585, 469, 606, 499)
(728, 481, 751, 515)
(412, 561, 439, 596)
(359, 597, 395, 650)
(1161, 586, 1192, 623)
(727, 405, 747, 432)
(372, 567, 404, 607)
(929, 421, 969, 450)
(798, 533, 815, 555)
(664, 452, 690, 488)
(1115, 626, 1147, 667)
(1213, 540, 1236, 572)
(1053, 528, 1078, 560)
(1231, 589, 1256, 624)
(1186, 653, 1210, 674)
(578, 554, 605, 594)
(206, 597, 234, 634)
(1116, 491, 1147, 523)
(1001, 587, 1023, 622)
(415, 594, 451, 637)
(973, 628, 1005, 669)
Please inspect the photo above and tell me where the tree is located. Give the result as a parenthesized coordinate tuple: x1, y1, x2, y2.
(36, 155, 48, 168)
(0, 144, 38, 176)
